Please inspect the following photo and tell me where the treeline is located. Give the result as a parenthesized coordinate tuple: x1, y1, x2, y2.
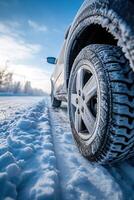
(0, 67, 46, 96)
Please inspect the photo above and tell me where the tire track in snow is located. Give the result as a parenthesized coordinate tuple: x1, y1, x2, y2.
(47, 99, 123, 200)
(17, 100, 60, 200)
(0, 99, 60, 200)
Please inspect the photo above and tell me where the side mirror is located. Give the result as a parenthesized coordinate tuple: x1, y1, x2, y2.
(47, 57, 57, 64)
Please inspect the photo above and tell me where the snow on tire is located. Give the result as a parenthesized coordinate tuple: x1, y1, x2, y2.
(68, 44, 134, 164)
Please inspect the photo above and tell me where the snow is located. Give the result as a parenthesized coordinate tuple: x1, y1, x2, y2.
(0, 96, 43, 121)
(17, 119, 36, 131)
(0, 96, 133, 199)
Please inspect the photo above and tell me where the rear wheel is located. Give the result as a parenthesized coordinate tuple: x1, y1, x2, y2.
(68, 44, 134, 164)
(51, 83, 61, 108)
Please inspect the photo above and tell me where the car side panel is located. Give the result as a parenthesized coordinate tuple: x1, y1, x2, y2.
(51, 41, 66, 98)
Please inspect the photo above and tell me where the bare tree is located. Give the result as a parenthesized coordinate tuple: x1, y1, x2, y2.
(24, 81, 32, 94)
(0, 66, 13, 92)
(13, 81, 21, 94)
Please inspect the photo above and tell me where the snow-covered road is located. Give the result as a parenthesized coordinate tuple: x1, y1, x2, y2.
(0, 97, 43, 121)
(0, 97, 133, 200)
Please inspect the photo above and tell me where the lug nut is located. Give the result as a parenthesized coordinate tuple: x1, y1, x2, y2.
(76, 98, 78, 104)
(82, 94, 85, 100)
(78, 90, 81, 96)
(81, 106, 84, 113)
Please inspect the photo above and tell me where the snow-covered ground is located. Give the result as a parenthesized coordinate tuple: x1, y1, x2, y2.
(0, 97, 44, 121)
(0, 96, 134, 200)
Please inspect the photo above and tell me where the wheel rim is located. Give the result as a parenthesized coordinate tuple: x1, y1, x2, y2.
(70, 64, 99, 140)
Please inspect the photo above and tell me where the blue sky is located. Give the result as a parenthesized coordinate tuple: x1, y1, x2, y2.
(0, 0, 83, 92)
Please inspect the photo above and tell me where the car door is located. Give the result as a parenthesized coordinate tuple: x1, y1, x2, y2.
(52, 40, 66, 95)
(51, 25, 71, 97)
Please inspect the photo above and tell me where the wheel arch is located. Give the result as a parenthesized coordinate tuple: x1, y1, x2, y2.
(65, 0, 134, 89)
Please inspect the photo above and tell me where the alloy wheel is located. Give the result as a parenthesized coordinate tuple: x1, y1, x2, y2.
(70, 65, 99, 140)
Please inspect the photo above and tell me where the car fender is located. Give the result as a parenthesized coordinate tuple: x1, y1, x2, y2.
(64, 0, 134, 89)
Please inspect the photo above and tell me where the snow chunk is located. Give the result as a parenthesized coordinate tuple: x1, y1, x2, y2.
(0, 145, 7, 156)
(43, 155, 56, 168)
(6, 163, 21, 178)
(31, 186, 55, 200)
(17, 119, 36, 131)
(6, 163, 21, 185)
(29, 170, 58, 200)
(7, 136, 26, 149)
(0, 152, 15, 170)
(37, 186, 54, 200)
(42, 150, 55, 158)
(39, 114, 48, 122)
(19, 147, 33, 159)
(0, 172, 17, 199)
(43, 143, 53, 150)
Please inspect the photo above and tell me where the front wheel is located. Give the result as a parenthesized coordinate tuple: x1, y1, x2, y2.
(68, 44, 134, 164)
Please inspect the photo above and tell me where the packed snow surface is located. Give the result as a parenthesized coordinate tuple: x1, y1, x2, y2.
(0, 96, 133, 200)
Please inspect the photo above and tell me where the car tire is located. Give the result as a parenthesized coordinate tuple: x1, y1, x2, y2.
(51, 83, 61, 108)
(68, 44, 134, 164)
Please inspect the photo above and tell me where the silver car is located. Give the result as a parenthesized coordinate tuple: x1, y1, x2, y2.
(47, 0, 134, 164)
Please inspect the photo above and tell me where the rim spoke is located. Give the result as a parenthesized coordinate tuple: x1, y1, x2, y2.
(81, 104, 95, 134)
(71, 93, 77, 107)
(83, 75, 97, 102)
(76, 68, 84, 93)
(75, 110, 82, 132)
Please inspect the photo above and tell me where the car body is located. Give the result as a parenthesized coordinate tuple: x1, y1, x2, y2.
(50, 40, 67, 102)
(47, 0, 134, 164)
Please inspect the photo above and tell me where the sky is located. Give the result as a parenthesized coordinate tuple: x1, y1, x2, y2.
(0, 0, 83, 93)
